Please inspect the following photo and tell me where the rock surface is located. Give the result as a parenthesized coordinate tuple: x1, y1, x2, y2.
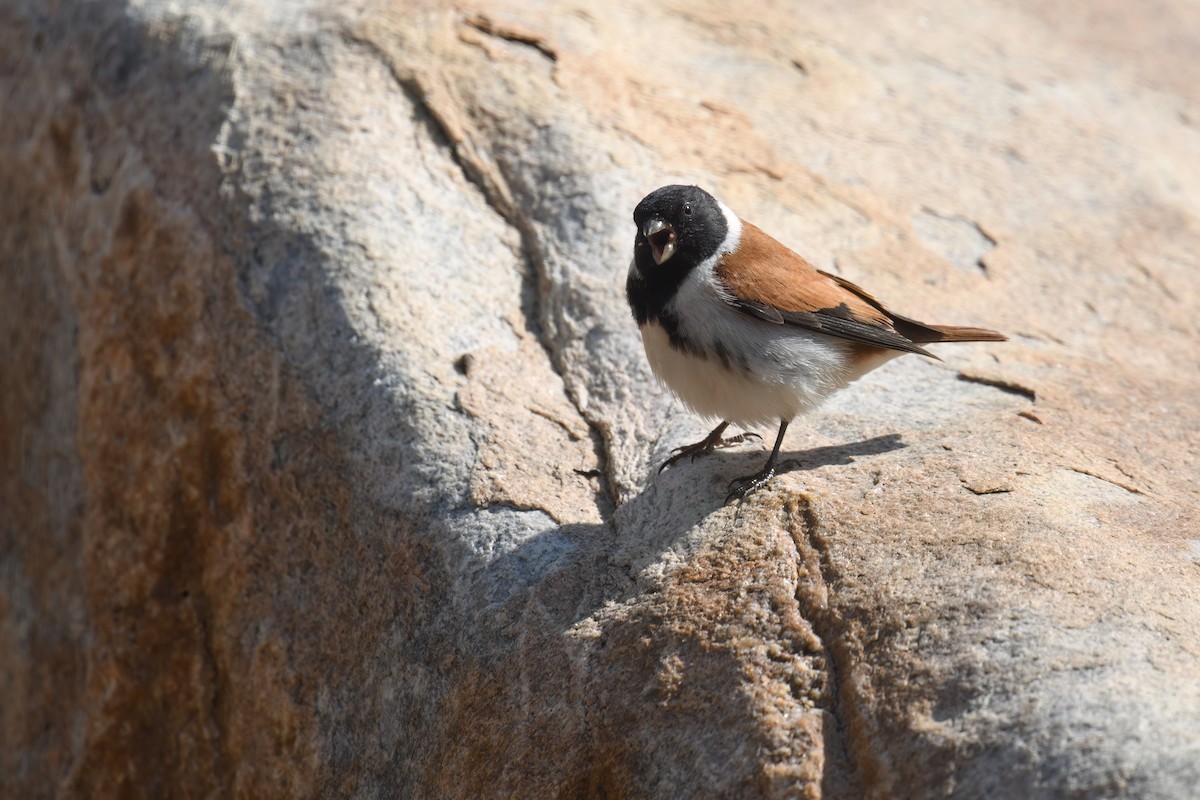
(3, 0, 1199, 797)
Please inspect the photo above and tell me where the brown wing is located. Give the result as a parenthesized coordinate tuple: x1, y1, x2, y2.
(819, 269, 1006, 345)
(716, 221, 935, 356)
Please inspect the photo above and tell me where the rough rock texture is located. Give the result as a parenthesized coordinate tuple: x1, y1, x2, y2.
(3, 0, 1199, 797)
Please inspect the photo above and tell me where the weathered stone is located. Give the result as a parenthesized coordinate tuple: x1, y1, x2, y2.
(3, 0, 1198, 798)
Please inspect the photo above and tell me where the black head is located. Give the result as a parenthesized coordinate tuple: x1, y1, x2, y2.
(631, 185, 728, 275)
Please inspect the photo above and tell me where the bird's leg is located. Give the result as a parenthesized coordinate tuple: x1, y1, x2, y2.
(659, 421, 762, 473)
(726, 419, 798, 504)
(659, 421, 727, 473)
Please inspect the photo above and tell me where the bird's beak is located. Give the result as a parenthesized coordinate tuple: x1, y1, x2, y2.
(642, 217, 677, 265)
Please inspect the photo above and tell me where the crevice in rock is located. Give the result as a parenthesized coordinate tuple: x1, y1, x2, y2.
(956, 371, 1036, 401)
(784, 495, 878, 796)
(462, 13, 558, 63)
(194, 593, 234, 795)
(1066, 465, 1146, 496)
(962, 480, 1015, 496)
(351, 34, 617, 514)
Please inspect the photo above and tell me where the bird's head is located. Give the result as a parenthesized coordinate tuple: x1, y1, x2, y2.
(632, 184, 728, 273)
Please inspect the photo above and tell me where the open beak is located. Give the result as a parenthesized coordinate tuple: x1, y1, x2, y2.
(642, 217, 677, 265)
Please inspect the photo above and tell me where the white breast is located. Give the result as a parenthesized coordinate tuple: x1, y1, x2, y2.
(640, 321, 866, 428)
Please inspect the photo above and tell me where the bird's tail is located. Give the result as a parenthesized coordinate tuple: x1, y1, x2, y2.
(889, 315, 1008, 344)
(818, 270, 1008, 346)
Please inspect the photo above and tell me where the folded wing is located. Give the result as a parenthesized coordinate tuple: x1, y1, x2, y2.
(716, 221, 1006, 357)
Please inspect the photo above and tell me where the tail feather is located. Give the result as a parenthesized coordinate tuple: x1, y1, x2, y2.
(890, 314, 1008, 345)
(817, 269, 1008, 347)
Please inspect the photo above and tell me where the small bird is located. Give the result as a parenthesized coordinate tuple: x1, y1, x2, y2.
(626, 184, 1006, 503)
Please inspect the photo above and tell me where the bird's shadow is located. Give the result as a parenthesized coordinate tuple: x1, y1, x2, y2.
(775, 431, 907, 475)
(656, 431, 908, 481)
(590, 432, 909, 585)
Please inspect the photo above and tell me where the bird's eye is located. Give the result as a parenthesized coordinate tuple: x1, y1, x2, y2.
(682, 202, 693, 217)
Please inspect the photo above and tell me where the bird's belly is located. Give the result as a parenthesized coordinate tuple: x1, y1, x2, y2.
(639, 323, 867, 428)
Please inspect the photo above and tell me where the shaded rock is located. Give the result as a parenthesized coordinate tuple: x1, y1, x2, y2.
(3, 0, 1199, 798)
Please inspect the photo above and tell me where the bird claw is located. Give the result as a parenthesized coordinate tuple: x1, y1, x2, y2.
(700, 432, 762, 452)
(725, 466, 778, 505)
(659, 431, 760, 473)
(659, 440, 712, 472)
(724, 458, 802, 505)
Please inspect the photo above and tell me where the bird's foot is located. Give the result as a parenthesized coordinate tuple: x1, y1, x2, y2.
(725, 459, 801, 505)
(659, 431, 761, 473)
(717, 431, 763, 448)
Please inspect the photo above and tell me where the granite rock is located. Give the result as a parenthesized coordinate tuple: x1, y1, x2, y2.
(3, 0, 1198, 797)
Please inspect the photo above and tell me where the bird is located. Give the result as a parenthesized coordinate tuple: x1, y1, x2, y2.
(625, 184, 1006, 503)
